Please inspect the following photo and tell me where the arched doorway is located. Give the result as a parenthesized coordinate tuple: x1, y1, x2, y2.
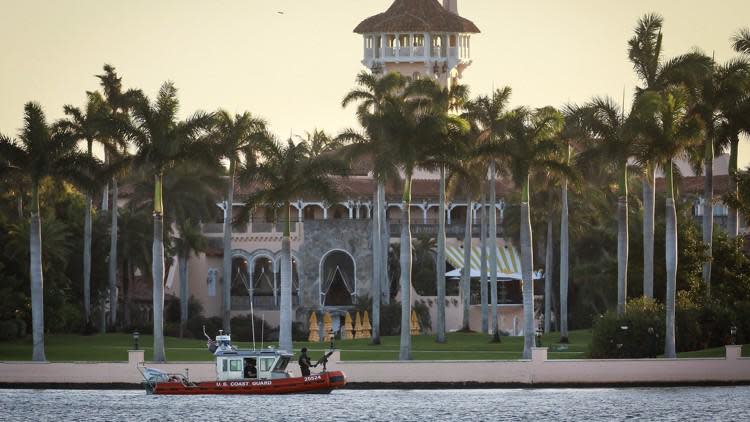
(320, 250, 356, 306)
(231, 257, 251, 296)
(275, 256, 300, 304)
(251, 256, 275, 298)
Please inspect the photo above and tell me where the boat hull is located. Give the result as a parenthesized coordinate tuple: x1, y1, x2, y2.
(150, 371, 346, 395)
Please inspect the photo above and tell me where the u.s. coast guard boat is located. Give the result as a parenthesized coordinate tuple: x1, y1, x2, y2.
(138, 330, 346, 395)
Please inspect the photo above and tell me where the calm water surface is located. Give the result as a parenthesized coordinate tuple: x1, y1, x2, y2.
(1, 387, 749, 421)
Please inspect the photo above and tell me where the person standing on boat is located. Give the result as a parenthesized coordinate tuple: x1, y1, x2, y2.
(298, 348, 312, 377)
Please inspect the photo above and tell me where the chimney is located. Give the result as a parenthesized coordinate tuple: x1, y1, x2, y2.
(442, 0, 458, 14)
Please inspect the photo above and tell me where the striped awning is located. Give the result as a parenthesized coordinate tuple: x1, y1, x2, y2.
(445, 242, 536, 280)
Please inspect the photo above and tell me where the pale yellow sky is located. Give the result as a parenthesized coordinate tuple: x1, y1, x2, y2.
(1, 0, 748, 167)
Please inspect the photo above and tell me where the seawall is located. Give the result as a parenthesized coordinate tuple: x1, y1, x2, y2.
(0, 346, 748, 388)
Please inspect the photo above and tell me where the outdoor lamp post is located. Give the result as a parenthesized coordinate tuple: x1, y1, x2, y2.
(133, 330, 140, 350)
(730, 326, 737, 345)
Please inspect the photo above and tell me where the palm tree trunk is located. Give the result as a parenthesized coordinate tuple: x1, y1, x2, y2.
(108, 179, 119, 329)
(616, 165, 628, 316)
(702, 138, 713, 293)
(436, 166, 447, 343)
(222, 160, 235, 332)
(83, 191, 92, 324)
(559, 175, 569, 343)
(480, 190, 489, 335)
(727, 136, 739, 238)
(520, 176, 535, 359)
(279, 202, 293, 352)
(461, 200, 473, 331)
(489, 162, 500, 341)
(30, 182, 46, 362)
(642, 166, 655, 298)
(399, 176, 413, 360)
(544, 218, 553, 334)
(102, 150, 109, 212)
(371, 181, 382, 345)
(665, 162, 678, 358)
(152, 174, 166, 362)
(179, 254, 188, 338)
(124, 259, 133, 328)
(381, 185, 390, 305)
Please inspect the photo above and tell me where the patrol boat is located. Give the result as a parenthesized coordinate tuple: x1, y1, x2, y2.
(138, 330, 346, 395)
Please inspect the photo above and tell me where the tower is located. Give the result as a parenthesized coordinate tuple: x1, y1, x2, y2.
(353, 0, 480, 88)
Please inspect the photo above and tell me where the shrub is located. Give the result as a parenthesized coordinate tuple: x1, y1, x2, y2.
(0, 320, 18, 341)
(230, 315, 277, 342)
(13, 318, 26, 338)
(590, 297, 664, 359)
(675, 292, 703, 352)
(292, 321, 308, 342)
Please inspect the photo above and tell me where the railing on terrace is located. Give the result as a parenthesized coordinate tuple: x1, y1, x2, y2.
(231, 295, 299, 310)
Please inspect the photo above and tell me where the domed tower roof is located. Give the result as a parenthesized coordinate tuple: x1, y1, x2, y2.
(354, 0, 480, 34)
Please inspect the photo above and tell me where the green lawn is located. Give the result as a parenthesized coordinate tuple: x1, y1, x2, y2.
(677, 345, 750, 358)
(2, 330, 744, 362)
(0, 330, 592, 362)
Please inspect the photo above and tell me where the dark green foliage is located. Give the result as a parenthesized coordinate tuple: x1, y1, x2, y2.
(590, 297, 664, 358)
(0, 320, 22, 341)
(230, 315, 277, 342)
(356, 296, 431, 336)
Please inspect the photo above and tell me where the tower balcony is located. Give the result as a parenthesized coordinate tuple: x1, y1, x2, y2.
(362, 32, 472, 68)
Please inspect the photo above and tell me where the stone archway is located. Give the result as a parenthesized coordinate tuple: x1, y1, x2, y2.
(319, 249, 356, 306)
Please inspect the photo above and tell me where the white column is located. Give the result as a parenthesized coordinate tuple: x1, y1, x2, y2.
(323, 207, 328, 220)
(355, 201, 361, 219)
(423, 206, 429, 224)
(447, 203, 454, 225)
(347, 201, 354, 219)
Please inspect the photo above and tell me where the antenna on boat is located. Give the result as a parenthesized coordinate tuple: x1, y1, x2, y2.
(261, 314, 265, 349)
(250, 296, 257, 350)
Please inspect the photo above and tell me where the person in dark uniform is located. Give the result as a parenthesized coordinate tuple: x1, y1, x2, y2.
(244, 358, 257, 378)
(298, 347, 312, 377)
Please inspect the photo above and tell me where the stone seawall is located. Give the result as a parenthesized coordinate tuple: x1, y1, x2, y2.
(1, 346, 748, 387)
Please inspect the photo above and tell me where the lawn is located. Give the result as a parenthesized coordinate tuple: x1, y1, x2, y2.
(0, 330, 592, 362)
(1, 330, 744, 362)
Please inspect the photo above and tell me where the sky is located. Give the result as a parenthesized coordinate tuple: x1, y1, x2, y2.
(1, 0, 749, 167)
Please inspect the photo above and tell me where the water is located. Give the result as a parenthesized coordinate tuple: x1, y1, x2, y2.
(1, 387, 749, 421)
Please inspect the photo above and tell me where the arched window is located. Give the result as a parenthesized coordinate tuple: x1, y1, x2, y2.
(320, 250, 356, 306)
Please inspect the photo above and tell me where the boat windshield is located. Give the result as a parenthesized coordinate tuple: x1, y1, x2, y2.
(274, 356, 290, 371)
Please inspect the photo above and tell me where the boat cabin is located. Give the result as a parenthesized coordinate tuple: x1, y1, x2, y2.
(211, 333, 294, 381)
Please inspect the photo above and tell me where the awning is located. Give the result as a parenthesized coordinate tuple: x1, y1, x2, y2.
(445, 242, 542, 280)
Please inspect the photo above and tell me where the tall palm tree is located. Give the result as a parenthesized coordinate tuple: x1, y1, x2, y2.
(128, 82, 215, 362)
(341, 71, 407, 345)
(297, 129, 342, 158)
(463, 87, 513, 341)
(576, 98, 636, 316)
(480, 106, 567, 358)
(726, 29, 750, 238)
(58, 92, 110, 324)
(239, 135, 345, 352)
(632, 87, 703, 358)
(627, 13, 712, 298)
(211, 110, 267, 332)
(0, 103, 96, 361)
(690, 58, 749, 290)
(407, 78, 469, 341)
(479, 188, 489, 334)
(96, 64, 141, 329)
(173, 218, 207, 337)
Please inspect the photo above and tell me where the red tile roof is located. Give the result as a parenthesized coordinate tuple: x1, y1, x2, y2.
(354, 0, 480, 34)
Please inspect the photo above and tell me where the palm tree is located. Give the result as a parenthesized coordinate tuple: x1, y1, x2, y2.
(732, 28, 750, 55)
(481, 106, 567, 358)
(117, 205, 151, 328)
(128, 82, 215, 362)
(726, 29, 750, 238)
(211, 110, 267, 332)
(96, 64, 141, 329)
(632, 87, 703, 358)
(575, 98, 636, 316)
(297, 129, 342, 158)
(463, 87, 513, 341)
(690, 58, 750, 290)
(627, 13, 712, 298)
(406, 78, 469, 341)
(58, 92, 110, 324)
(238, 135, 346, 352)
(341, 71, 407, 345)
(173, 219, 207, 337)
(0, 103, 97, 361)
